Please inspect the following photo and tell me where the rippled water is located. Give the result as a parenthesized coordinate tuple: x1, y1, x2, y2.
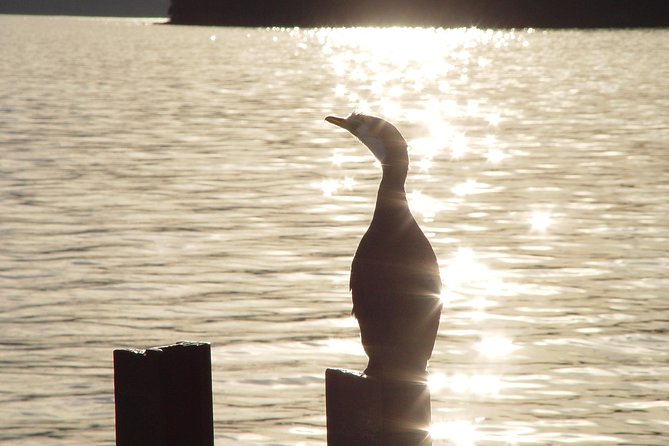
(1, 15, 668, 445)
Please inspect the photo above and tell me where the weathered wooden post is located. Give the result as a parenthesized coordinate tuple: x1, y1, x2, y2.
(326, 369, 432, 446)
(113, 341, 214, 446)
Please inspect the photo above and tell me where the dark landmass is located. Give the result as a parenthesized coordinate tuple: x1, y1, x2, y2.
(0, 0, 169, 17)
(168, 0, 669, 28)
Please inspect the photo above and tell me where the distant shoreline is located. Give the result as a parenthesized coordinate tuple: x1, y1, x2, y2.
(167, 0, 669, 28)
(2, 0, 667, 28)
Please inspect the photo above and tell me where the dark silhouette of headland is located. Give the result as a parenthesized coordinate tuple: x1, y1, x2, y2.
(0, 0, 169, 17)
(168, 0, 669, 28)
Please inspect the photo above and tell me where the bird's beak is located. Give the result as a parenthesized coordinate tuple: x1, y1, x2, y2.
(325, 115, 351, 131)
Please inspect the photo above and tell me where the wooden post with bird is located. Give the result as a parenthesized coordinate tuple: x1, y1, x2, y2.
(325, 113, 442, 445)
(113, 341, 214, 446)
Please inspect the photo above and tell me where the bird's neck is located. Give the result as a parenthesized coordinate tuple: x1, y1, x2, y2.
(373, 162, 410, 219)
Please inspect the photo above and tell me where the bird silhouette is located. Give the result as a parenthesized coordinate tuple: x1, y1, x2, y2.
(326, 112, 442, 382)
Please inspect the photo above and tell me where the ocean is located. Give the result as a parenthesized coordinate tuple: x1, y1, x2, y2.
(1, 15, 668, 445)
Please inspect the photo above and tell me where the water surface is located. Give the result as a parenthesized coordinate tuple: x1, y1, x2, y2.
(1, 15, 668, 445)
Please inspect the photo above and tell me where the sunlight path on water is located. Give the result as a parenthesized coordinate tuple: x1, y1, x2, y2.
(311, 27, 553, 445)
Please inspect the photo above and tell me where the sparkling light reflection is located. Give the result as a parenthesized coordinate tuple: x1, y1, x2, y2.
(430, 420, 481, 446)
(442, 248, 492, 289)
(485, 148, 506, 164)
(408, 191, 443, 222)
(486, 113, 502, 126)
(342, 177, 356, 189)
(319, 179, 340, 197)
(330, 151, 344, 166)
(428, 372, 503, 396)
(323, 338, 366, 357)
(451, 179, 482, 196)
(475, 335, 518, 359)
(529, 211, 553, 233)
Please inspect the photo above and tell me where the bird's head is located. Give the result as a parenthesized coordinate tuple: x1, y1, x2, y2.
(326, 112, 408, 166)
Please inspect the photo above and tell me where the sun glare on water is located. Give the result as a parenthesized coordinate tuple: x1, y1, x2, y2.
(430, 419, 481, 446)
(475, 335, 518, 358)
(316, 26, 522, 124)
(313, 26, 526, 204)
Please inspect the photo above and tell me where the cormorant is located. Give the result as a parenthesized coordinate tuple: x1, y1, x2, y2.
(326, 112, 442, 381)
